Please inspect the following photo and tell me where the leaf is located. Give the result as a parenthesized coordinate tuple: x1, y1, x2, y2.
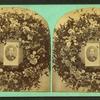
(92, 8, 94, 11)
(45, 72, 49, 76)
(68, 16, 74, 20)
(81, 9, 83, 12)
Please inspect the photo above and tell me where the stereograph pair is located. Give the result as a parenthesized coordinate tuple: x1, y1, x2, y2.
(0, 7, 100, 92)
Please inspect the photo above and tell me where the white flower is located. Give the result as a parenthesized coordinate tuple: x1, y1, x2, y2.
(62, 36, 68, 39)
(22, 71, 25, 74)
(68, 29, 75, 34)
(5, 18, 8, 22)
(71, 56, 76, 62)
(67, 41, 71, 48)
(2, 40, 6, 44)
(13, 80, 18, 84)
(78, 87, 88, 92)
(9, 18, 14, 22)
(0, 68, 3, 72)
(73, 39, 78, 45)
(75, 27, 78, 31)
(73, 40, 77, 43)
(10, 71, 14, 75)
(30, 58, 38, 65)
(82, 70, 85, 73)
(89, 19, 94, 23)
(27, 34, 33, 40)
(89, 19, 98, 28)
(76, 32, 80, 34)
(9, 18, 20, 27)
(80, 30, 83, 34)
(43, 54, 45, 57)
(23, 22, 27, 25)
(89, 19, 96, 24)
(96, 80, 100, 84)
(33, 51, 36, 55)
(18, 38, 22, 41)
(92, 72, 96, 76)
(0, 27, 3, 32)
(91, 72, 96, 80)
(65, 40, 69, 43)
(75, 71, 81, 79)
(70, 66, 76, 73)
(30, 54, 34, 58)
(23, 26, 30, 32)
(96, 90, 98, 92)
(82, 27, 86, 30)
(73, 36, 77, 39)
(27, 56, 30, 60)
(29, 23, 33, 27)
(63, 60, 72, 67)
(78, 87, 84, 92)
(22, 40, 25, 43)
(25, 46, 31, 49)
(74, 42, 78, 46)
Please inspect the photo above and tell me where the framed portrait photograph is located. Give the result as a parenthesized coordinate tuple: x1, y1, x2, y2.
(85, 43, 99, 67)
(3, 42, 19, 66)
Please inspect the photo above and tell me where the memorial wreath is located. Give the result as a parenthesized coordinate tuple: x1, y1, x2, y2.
(53, 8, 100, 92)
(0, 8, 50, 91)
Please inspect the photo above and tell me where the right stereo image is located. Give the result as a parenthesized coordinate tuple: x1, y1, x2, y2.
(53, 7, 100, 92)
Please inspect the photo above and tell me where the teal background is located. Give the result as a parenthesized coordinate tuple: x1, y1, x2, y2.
(0, 4, 100, 97)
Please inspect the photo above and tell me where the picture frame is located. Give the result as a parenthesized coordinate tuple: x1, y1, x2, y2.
(85, 43, 99, 67)
(3, 42, 19, 66)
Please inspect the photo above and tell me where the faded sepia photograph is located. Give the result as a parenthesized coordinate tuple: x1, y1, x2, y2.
(6, 45, 16, 61)
(0, 7, 50, 92)
(53, 7, 100, 92)
(86, 46, 97, 62)
(4, 42, 19, 66)
(85, 43, 99, 67)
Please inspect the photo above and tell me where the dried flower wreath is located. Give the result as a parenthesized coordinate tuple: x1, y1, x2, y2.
(53, 8, 100, 92)
(0, 7, 50, 91)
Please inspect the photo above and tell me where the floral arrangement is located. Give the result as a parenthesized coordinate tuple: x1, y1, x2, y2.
(0, 8, 50, 91)
(53, 8, 100, 92)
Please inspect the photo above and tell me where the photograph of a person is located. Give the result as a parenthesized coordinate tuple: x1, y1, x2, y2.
(0, 7, 50, 92)
(5, 45, 17, 61)
(86, 46, 97, 62)
(3, 42, 19, 66)
(53, 8, 100, 92)
(85, 43, 99, 67)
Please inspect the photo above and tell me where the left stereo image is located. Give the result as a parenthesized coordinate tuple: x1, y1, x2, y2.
(0, 7, 50, 92)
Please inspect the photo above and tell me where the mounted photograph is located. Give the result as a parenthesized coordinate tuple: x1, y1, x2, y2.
(53, 7, 100, 92)
(0, 7, 50, 92)
(85, 43, 99, 67)
(3, 42, 19, 66)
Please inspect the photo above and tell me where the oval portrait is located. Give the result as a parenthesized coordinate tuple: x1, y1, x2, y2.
(5, 45, 17, 61)
(86, 46, 98, 62)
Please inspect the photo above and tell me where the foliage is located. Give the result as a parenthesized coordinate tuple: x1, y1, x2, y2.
(53, 8, 100, 92)
(0, 8, 50, 91)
